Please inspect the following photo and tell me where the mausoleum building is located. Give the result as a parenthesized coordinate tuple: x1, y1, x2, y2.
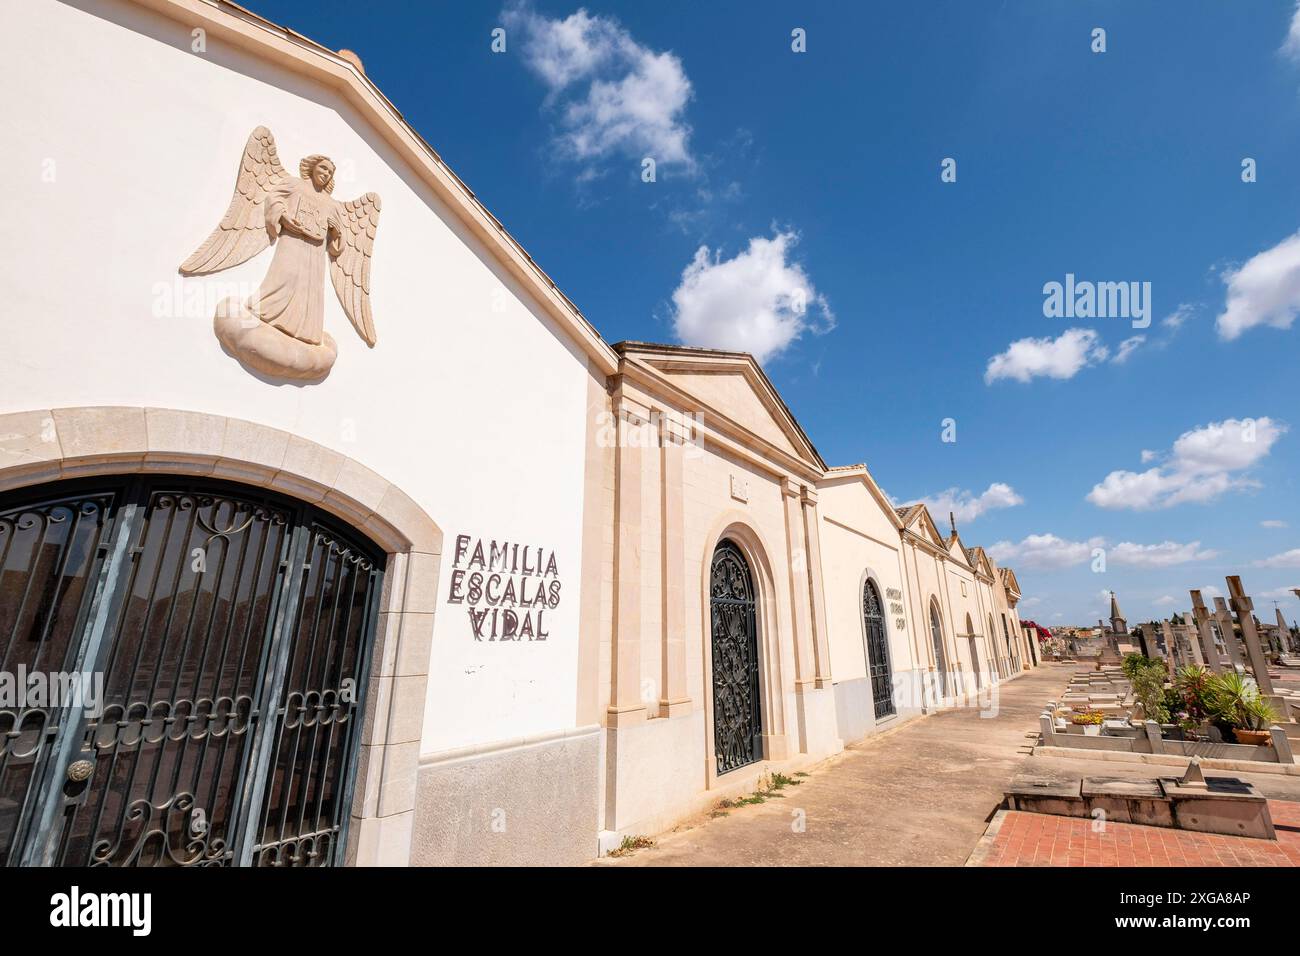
(0, 0, 1037, 868)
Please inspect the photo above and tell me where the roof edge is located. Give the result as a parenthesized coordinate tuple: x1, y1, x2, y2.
(131, 0, 618, 375)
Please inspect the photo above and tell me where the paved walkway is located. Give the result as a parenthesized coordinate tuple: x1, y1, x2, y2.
(969, 802, 1300, 867)
(597, 664, 1073, 866)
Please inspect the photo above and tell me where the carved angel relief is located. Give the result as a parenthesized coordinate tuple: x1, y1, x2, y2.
(180, 126, 381, 381)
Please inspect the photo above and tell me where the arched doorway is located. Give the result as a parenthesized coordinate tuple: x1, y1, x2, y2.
(0, 475, 383, 867)
(1003, 615, 1018, 672)
(929, 600, 947, 699)
(862, 579, 894, 719)
(988, 613, 1000, 680)
(966, 614, 981, 690)
(709, 539, 762, 774)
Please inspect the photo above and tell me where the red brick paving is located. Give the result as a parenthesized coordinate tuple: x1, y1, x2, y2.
(972, 800, 1300, 867)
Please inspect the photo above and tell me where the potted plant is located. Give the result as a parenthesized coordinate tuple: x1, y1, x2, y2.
(1070, 711, 1105, 736)
(1207, 671, 1279, 746)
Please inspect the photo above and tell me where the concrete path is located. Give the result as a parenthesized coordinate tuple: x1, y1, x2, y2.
(596, 664, 1073, 866)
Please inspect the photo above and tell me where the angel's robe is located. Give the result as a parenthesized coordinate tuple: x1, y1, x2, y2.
(253, 179, 341, 345)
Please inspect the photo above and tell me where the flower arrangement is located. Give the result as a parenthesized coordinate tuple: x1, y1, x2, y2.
(1070, 711, 1105, 726)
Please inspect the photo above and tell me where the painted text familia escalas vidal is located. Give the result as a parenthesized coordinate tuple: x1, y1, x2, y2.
(446, 534, 562, 641)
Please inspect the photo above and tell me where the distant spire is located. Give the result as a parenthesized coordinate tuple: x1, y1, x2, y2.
(1108, 590, 1127, 634)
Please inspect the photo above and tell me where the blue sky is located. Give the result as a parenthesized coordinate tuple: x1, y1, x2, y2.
(251, 0, 1300, 627)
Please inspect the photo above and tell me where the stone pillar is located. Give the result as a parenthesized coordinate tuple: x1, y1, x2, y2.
(1189, 590, 1223, 673)
(1226, 576, 1275, 696)
(657, 412, 689, 717)
(1182, 622, 1204, 666)
(1142, 623, 1167, 668)
(1161, 620, 1183, 671)
(607, 397, 647, 727)
(801, 486, 833, 689)
(1039, 712, 1056, 743)
(1270, 725, 1295, 764)
(1212, 597, 1245, 671)
(1142, 720, 1164, 755)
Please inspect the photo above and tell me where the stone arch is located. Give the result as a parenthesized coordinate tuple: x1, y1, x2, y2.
(857, 568, 895, 720)
(988, 611, 999, 680)
(698, 514, 786, 786)
(0, 406, 442, 866)
(928, 597, 948, 700)
(964, 613, 981, 691)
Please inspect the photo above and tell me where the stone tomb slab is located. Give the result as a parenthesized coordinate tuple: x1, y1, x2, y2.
(1160, 775, 1275, 841)
(1005, 773, 1086, 818)
(1082, 776, 1173, 827)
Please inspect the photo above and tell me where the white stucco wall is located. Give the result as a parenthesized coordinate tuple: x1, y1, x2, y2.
(0, 0, 595, 754)
(817, 478, 915, 685)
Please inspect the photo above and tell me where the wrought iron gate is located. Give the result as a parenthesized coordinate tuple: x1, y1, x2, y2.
(709, 541, 761, 775)
(929, 604, 947, 698)
(0, 477, 383, 867)
(862, 580, 895, 719)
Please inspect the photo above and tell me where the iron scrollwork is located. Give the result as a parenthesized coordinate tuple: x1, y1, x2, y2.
(709, 541, 762, 775)
(862, 580, 896, 720)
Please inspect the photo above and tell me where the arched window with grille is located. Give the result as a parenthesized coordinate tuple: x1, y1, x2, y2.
(862, 579, 895, 719)
(929, 601, 947, 698)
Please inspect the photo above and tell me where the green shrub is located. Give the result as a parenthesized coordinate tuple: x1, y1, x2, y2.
(1206, 671, 1279, 731)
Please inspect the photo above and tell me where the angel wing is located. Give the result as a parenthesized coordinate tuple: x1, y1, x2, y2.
(180, 126, 289, 275)
(330, 192, 382, 347)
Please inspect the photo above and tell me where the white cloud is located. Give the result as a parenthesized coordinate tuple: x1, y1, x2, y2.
(1109, 540, 1218, 567)
(988, 533, 1215, 571)
(1260, 586, 1300, 600)
(1111, 335, 1145, 364)
(988, 533, 1103, 570)
(504, 3, 693, 171)
(904, 483, 1023, 525)
(1199, 585, 1223, 600)
(984, 328, 1108, 384)
(1284, 2, 1300, 60)
(1215, 232, 1300, 340)
(1255, 548, 1300, 568)
(1154, 595, 1177, 607)
(1087, 417, 1286, 510)
(1262, 519, 1288, 529)
(670, 231, 833, 363)
(1162, 303, 1194, 331)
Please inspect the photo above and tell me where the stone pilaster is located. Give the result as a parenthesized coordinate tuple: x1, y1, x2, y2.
(800, 485, 833, 689)
(782, 478, 816, 689)
(657, 412, 689, 717)
(607, 395, 647, 727)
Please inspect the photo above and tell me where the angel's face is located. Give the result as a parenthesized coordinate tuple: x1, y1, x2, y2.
(310, 159, 335, 191)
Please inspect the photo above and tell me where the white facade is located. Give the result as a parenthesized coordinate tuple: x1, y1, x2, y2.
(0, 0, 1039, 867)
(2, 0, 599, 755)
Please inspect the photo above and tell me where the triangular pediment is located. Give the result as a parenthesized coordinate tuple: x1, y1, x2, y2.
(819, 464, 904, 530)
(966, 544, 997, 580)
(899, 503, 948, 551)
(616, 343, 824, 470)
(998, 566, 1022, 598)
(947, 533, 975, 570)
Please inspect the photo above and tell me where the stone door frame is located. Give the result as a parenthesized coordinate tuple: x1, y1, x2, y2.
(0, 406, 442, 866)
